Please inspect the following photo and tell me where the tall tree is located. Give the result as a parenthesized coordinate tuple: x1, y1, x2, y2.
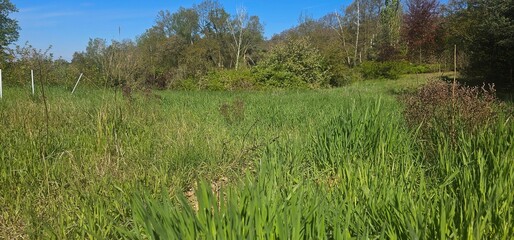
(171, 7, 200, 45)
(332, 12, 353, 66)
(136, 26, 181, 87)
(442, 0, 514, 89)
(228, 7, 248, 70)
(463, 0, 514, 89)
(0, 0, 20, 57)
(403, 0, 440, 63)
(354, 0, 361, 66)
(332, 0, 383, 65)
(194, 0, 231, 68)
(155, 10, 174, 38)
(242, 16, 264, 66)
(227, 8, 264, 70)
(378, 0, 403, 60)
(71, 38, 108, 83)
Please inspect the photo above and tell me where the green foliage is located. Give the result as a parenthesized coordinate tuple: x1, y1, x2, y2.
(253, 37, 331, 89)
(171, 77, 199, 90)
(359, 60, 438, 80)
(199, 69, 257, 91)
(168, 7, 200, 43)
(0, 0, 19, 54)
(443, 0, 514, 90)
(404, 63, 440, 74)
(71, 38, 144, 88)
(71, 38, 107, 85)
(378, 0, 403, 60)
(329, 64, 362, 86)
(360, 61, 403, 80)
(3, 43, 78, 87)
(464, 0, 514, 89)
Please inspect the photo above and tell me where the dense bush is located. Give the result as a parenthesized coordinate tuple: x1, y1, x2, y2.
(170, 77, 199, 90)
(360, 61, 439, 80)
(2, 43, 80, 87)
(402, 80, 503, 147)
(199, 69, 257, 91)
(359, 61, 404, 80)
(328, 64, 362, 87)
(253, 37, 331, 89)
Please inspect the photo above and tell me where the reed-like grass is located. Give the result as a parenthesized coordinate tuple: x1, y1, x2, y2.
(0, 75, 512, 239)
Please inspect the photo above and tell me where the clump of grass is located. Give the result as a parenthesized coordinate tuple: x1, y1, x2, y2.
(219, 98, 245, 125)
(1, 74, 513, 238)
(311, 98, 415, 170)
(126, 96, 514, 239)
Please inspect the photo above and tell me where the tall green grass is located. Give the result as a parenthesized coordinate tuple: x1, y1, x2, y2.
(0, 75, 512, 238)
(127, 95, 513, 239)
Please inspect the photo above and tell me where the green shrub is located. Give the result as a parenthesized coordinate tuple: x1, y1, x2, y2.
(173, 77, 199, 90)
(359, 61, 403, 80)
(328, 64, 362, 87)
(199, 69, 257, 91)
(253, 37, 331, 89)
(359, 61, 439, 80)
(402, 63, 440, 74)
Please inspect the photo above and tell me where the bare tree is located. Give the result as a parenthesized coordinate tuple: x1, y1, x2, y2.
(228, 7, 248, 70)
(227, 8, 264, 70)
(334, 12, 352, 66)
(354, 0, 360, 66)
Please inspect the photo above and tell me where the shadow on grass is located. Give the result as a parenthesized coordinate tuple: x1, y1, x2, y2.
(440, 75, 514, 104)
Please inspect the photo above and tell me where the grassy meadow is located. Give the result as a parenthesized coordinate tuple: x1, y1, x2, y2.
(0, 74, 513, 239)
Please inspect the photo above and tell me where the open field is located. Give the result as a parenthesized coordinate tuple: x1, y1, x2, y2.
(1, 74, 513, 239)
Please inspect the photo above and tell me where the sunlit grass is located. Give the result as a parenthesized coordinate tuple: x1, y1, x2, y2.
(0, 74, 512, 238)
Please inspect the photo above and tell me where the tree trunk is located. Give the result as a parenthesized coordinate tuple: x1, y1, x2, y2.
(419, 47, 422, 64)
(354, 0, 360, 67)
(335, 12, 352, 67)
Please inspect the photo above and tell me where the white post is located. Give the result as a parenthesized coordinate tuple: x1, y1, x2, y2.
(0, 69, 3, 99)
(31, 69, 35, 95)
(72, 73, 83, 94)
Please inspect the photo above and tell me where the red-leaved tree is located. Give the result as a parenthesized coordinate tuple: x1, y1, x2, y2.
(402, 0, 440, 63)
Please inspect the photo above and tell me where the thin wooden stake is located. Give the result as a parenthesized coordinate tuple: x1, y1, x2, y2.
(72, 73, 83, 94)
(0, 69, 3, 99)
(31, 69, 35, 95)
(451, 45, 457, 142)
(453, 45, 457, 85)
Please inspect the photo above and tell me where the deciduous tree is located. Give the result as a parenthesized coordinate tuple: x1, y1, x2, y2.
(463, 0, 514, 89)
(227, 8, 264, 70)
(157, 7, 200, 45)
(378, 0, 403, 60)
(0, 0, 20, 58)
(403, 0, 440, 63)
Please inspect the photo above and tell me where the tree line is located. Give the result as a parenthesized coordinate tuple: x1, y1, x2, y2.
(0, 0, 513, 90)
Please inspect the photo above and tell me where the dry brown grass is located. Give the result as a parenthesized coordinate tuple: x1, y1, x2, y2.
(0, 213, 28, 239)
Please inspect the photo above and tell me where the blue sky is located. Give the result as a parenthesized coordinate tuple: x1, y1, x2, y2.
(11, 0, 349, 60)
